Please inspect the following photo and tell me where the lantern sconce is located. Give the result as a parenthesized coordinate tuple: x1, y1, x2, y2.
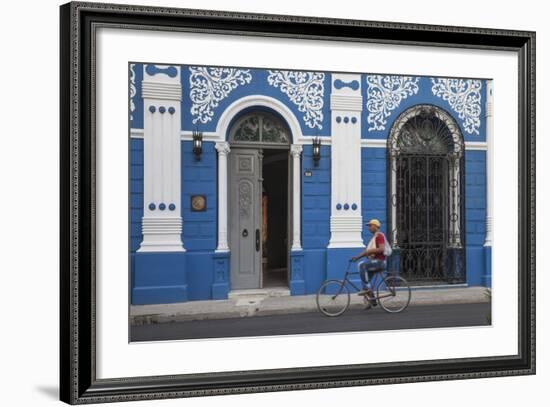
(312, 136, 321, 166)
(192, 127, 203, 161)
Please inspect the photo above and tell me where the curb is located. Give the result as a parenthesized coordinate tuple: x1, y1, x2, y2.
(131, 287, 491, 325)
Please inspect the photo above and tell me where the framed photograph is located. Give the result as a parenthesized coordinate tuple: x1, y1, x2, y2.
(60, 1, 535, 404)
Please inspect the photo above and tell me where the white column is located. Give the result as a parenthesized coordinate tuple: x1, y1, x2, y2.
(328, 73, 364, 248)
(215, 142, 231, 252)
(137, 65, 184, 252)
(484, 80, 494, 247)
(390, 157, 398, 246)
(291, 144, 303, 251)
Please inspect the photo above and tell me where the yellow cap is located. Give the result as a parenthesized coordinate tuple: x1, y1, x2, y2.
(366, 219, 381, 228)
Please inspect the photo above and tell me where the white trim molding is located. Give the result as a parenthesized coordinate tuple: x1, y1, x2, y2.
(215, 141, 231, 252)
(131, 128, 489, 152)
(137, 64, 185, 253)
(464, 141, 488, 150)
(216, 94, 304, 142)
(328, 73, 364, 248)
(358, 138, 488, 150)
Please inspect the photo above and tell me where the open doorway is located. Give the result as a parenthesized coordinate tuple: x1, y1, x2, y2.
(261, 149, 289, 287)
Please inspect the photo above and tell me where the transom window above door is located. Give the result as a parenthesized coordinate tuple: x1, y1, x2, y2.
(230, 111, 290, 145)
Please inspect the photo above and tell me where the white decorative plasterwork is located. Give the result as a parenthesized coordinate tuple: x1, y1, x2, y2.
(366, 75, 420, 131)
(189, 67, 252, 124)
(267, 70, 325, 130)
(129, 63, 136, 121)
(138, 65, 184, 252)
(430, 78, 482, 135)
(328, 73, 364, 248)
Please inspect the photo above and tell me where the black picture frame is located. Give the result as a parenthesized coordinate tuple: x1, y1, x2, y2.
(60, 1, 536, 404)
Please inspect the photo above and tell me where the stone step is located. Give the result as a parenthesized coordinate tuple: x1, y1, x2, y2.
(228, 286, 291, 299)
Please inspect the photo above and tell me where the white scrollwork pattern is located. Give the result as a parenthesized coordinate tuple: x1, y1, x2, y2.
(267, 70, 325, 130)
(189, 67, 253, 124)
(129, 63, 136, 121)
(366, 75, 420, 131)
(430, 78, 482, 135)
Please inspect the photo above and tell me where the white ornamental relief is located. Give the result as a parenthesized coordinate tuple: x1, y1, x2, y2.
(267, 70, 325, 130)
(430, 78, 482, 135)
(189, 67, 253, 124)
(129, 63, 136, 121)
(366, 75, 420, 131)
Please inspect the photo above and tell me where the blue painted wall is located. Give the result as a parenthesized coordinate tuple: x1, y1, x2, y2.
(129, 63, 143, 130)
(130, 138, 144, 253)
(358, 147, 489, 286)
(361, 148, 387, 240)
(181, 141, 217, 251)
(361, 76, 487, 143)
(302, 144, 331, 249)
(181, 67, 332, 136)
(129, 63, 491, 305)
(181, 140, 218, 300)
(465, 150, 487, 285)
(131, 63, 487, 145)
(301, 144, 331, 293)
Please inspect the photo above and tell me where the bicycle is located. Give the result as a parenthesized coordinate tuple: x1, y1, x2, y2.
(316, 258, 411, 317)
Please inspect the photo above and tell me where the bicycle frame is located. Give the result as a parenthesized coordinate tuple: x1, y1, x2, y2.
(325, 260, 400, 301)
(341, 260, 388, 294)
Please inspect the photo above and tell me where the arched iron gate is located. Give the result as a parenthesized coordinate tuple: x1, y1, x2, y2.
(387, 105, 466, 284)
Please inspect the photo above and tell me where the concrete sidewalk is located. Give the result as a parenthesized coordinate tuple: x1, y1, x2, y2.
(130, 286, 491, 325)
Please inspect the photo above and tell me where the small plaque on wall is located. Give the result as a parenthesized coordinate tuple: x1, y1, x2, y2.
(191, 195, 207, 212)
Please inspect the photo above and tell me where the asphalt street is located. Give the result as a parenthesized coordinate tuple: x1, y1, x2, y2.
(130, 302, 491, 342)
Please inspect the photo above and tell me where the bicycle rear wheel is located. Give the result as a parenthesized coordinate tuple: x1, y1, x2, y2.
(316, 279, 350, 317)
(376, 275, 411, 313)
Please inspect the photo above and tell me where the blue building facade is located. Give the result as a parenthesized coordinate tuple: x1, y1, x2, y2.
(129, 63, 492, 305)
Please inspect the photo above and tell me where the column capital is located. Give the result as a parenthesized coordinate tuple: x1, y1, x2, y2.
(215, 141, 231, 155)
(141, 64, 182, 101)
(290, 144, 303, 156)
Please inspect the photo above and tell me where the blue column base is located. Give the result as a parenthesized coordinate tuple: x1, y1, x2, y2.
(327, 247, 362, 288)
(482, 245, 492, 287)
(131, 251, 187, 305)
(212, 251, 230, 299)
(387, 247, 401, 275)
(290, 250, 306, 295)
(446, 247, 466, 284)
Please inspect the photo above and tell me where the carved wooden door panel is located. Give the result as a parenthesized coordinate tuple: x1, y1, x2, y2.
(229, 149, 262, 289)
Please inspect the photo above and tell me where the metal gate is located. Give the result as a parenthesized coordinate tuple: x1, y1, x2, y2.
(388, 105, 465, 284)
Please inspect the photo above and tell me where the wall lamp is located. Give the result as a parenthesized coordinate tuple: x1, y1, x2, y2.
(312, 136, 321, 165)
(192, 127, 203, 161)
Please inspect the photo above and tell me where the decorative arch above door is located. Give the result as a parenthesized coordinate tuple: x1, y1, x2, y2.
(229, 110, 291, 146)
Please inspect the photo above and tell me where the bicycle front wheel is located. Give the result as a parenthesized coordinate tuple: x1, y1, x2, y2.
(376, 275, 411, 313)
(316, 279, 350, 317)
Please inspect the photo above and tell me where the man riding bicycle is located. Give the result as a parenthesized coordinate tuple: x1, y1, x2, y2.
(351, 219, 388, 306)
